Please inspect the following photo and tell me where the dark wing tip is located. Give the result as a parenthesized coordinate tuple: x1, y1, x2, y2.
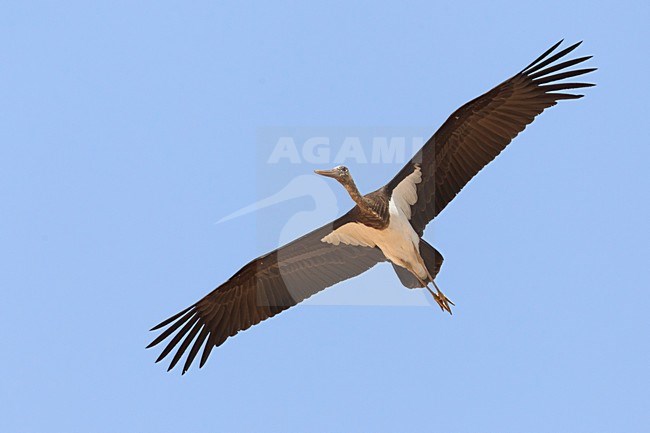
(521, 40, 588, 76)
(549, 93, 585, 100)
(534, 67, 597, 85)
(148, 300, 222, 374)
(519, 40, 596, 100)
(520, 39, 563, 73)
(149, 305, 193, 331)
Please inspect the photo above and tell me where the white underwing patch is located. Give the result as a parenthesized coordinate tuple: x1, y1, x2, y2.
(321, 223, 377, 247)
(389, 165, 422, 220)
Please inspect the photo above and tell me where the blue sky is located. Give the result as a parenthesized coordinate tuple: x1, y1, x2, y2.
(1, 1, 649, 432)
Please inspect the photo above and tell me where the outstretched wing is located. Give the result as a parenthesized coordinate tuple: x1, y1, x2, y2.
(147, 212, 385, 374)
(387, 40, 596, 235)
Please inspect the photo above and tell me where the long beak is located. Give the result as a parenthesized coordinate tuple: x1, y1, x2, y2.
(314, 169, 338, 179)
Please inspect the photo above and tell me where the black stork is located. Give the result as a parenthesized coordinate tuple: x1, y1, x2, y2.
(148, 40, 595, 373)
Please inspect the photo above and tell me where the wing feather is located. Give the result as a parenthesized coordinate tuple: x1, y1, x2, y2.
(148, 213, 386, 373)
(387, 40, 595, 235)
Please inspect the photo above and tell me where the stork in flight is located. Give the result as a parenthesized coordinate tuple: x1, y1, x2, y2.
(148, 40, 595, 373)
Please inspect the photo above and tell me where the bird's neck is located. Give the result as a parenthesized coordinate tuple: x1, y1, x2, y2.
(342, 179, 369, 210)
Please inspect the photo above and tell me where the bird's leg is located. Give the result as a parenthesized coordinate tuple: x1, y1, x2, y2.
(412, 273, 454, 315)
(415, 257, 454, 315)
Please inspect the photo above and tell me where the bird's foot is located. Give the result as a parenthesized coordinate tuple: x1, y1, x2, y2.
(427, 281, 454, 315)
(433, 289, 454, 314)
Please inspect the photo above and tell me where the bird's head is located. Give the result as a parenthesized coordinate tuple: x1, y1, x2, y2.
(314, 165, 351, 185)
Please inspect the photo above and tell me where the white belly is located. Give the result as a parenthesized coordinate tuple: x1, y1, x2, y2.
(374, 201, 427, 278)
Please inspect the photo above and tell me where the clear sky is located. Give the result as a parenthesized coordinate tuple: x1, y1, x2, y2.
(1, 1, 649, 432)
